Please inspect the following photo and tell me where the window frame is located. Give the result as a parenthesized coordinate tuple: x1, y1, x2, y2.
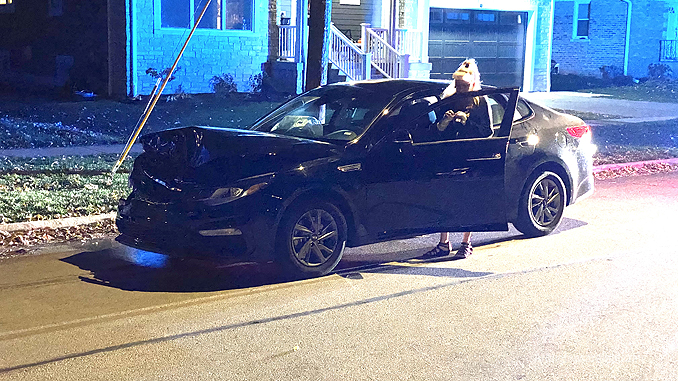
(572, 0, 591, 40)
(154, 0, 256, 35)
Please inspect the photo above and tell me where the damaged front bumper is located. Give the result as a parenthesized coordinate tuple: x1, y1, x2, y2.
(115, 194, 278, 263)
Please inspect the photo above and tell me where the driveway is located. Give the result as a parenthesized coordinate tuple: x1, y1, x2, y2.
(522, 91, 678, 123)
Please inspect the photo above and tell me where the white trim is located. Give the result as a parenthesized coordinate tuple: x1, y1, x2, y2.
(523, 10, 535, 92)
(572, 0, 591, 40)
(620, 0, 632, 75)
(428, 0, 534, 12)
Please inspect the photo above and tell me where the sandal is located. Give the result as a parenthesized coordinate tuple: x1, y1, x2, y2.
(418, 242, 451, 259)
(451, 242, 473, 259)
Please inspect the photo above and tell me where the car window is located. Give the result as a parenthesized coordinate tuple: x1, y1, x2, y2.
(408, 92, 493, 143)
(487, 95, 504, 128)
(249, 86, 387, 141)
(514, 99, 533, 122)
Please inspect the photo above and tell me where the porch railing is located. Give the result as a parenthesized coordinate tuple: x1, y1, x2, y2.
(279, 25, 296, 60)
(394, 29, 422, 62)
(329, 23, 372, 81)
(361, 25, 409, 78)
(660, 40, 678, 61)
(278, 24, 417, 80)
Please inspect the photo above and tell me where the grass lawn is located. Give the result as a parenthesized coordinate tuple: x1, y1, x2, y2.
(0, 93, 282, 149)
(0, 154, 133, 223)
(578, 80, 678, 103)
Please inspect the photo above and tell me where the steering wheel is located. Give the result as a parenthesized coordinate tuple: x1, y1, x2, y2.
(325, 129, 358, 140)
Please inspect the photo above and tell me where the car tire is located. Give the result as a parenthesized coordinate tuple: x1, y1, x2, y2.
(514, 171, 567, 238)
(276, 199, 347, 278)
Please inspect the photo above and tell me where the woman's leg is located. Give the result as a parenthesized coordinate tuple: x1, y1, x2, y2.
(440, 232, 450, 244)
(453, 232, 473, 259)
(419, 232, 452, 258)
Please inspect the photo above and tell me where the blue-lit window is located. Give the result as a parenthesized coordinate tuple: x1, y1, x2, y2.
(0, 0, 14, 14)
(161, 0, 253, 31)
(476, 12, 496, 23)
(574, 0, 591, 38)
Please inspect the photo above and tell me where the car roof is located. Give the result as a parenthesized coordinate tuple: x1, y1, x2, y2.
(327, 79, 450, 98)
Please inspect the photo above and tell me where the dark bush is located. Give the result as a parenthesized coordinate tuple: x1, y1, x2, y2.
(550, 74, 608, 91)
(210, 74, 238, 97)
(648, 63, 673, 80)
(599, 65, 624, 80)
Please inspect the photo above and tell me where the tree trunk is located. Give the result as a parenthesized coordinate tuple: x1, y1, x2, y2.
(305, 0, 331, 91)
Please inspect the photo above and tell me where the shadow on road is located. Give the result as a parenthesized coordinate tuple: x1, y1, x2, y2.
(61, 247, 291, 292)
(61, 217, 588, 292)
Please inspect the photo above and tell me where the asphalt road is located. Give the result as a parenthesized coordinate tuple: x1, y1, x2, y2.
(1, 172, 677, 380)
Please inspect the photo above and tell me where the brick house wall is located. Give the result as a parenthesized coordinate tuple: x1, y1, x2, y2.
(627, 1, 671, 78)
(552, 0, 628, 77)
(129, 0, 270, 96)
(552, 0, 676, 79)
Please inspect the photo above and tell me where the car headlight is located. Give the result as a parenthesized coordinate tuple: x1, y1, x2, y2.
(204, 182, 269, 206)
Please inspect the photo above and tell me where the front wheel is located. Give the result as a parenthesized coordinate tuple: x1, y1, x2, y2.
(276, 200, 347, 278)
(514, 171, 567, 237)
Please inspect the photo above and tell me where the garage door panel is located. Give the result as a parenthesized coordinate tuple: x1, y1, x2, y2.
(471, 43, 499, 59)
(443, 42, 471, 57)
(429, 7, 527, 88)
(428, 41, 443, 57)
(497, 44, 522, 58)
(471, 28, 498, 43)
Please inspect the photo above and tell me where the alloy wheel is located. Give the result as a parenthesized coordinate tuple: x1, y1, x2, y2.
(291, 209, 339, 267)
(529, 177, 563, 227)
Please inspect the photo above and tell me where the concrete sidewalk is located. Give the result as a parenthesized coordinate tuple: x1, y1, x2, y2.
(522, 91, 678, 123)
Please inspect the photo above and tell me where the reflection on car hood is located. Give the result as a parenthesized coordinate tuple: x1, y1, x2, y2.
(134, 126, 340, 191)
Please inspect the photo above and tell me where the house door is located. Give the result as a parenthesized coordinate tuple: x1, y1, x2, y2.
(428, 8, 528, 88)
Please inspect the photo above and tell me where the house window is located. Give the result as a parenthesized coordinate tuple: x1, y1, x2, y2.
(0, 0, 14, 14)
(574, 0, 591, 38)
(161, 0, 252, 31)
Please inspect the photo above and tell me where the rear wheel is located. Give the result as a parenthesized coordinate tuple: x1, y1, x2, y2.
(276, 200, 347, 278)
(514, 171, 566, 237)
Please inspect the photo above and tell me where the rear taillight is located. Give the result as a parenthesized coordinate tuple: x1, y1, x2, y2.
(566, 124, 591, 138)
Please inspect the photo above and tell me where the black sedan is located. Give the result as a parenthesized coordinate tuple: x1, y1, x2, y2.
(116, 79, 595, 277)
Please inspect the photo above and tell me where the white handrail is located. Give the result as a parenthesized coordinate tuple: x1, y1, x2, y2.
(395, 29, 422, 62)
(329, 24, 371, 81)
(363, 27, 409, 78)
(279, 25, 296, 60)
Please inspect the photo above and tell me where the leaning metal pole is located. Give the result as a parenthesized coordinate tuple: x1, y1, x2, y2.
(112, 0, 213, 174)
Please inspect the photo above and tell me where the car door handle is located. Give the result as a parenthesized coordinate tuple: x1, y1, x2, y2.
(466, 153, 502, 162)
(337, 163, 362, 172)
(436, 167, 469, 177)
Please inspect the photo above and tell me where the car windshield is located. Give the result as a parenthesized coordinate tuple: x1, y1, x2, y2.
(248, 86, 389, 141)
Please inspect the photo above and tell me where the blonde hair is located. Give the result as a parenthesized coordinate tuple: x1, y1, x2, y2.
(442, 59, 482, 99)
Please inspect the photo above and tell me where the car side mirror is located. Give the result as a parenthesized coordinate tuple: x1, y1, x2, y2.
(391, 129, 413, 144)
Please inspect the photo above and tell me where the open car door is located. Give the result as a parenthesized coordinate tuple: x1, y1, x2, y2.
(360, 87, 519, 238)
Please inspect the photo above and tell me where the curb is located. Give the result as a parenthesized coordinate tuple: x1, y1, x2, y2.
(592, 157, 678, 173)
(2, 158, 678, 233)
(0, 213, 116, 233)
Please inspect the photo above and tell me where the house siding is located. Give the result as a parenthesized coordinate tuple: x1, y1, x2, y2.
(331, 0, 376, 41)
(130, 0, 269, 96)
(552, 0, 675, 79)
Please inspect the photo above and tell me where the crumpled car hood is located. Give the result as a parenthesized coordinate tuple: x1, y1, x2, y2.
(132, 126, 341, 195)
